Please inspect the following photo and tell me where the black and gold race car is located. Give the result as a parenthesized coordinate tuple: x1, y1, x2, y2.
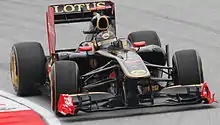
(10, 1, 215, 116)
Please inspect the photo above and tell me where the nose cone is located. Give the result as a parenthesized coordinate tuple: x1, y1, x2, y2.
(96, 16, 110, 31)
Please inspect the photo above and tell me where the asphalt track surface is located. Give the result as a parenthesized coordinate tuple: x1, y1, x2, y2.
(0, 0, 220, 125)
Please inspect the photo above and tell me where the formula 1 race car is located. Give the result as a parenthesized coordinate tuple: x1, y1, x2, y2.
(10, 1, 216, 116)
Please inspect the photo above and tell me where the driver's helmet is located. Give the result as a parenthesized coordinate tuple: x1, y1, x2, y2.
(95, 30, 116, 49)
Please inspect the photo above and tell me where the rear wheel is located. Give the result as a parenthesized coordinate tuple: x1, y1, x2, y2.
(172, 49, 204, 85)
(128, 30, 165, 78)
(10, 42, 46, 96)
(128, 30, 161, 47)
(50, 61, 79, 116)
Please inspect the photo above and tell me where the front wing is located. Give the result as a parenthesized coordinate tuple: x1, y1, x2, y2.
(57, 83, 216, 116)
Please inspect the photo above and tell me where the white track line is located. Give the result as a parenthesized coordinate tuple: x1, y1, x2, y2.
(0, 90, 61, 125)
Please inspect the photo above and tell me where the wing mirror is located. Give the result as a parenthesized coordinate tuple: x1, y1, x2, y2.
(78, 46, 93, 51)
(133, 41, 146, 47)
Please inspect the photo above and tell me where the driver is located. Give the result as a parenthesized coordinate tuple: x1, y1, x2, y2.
(95, 30, 116, 49)
(91, 12, 112, 32)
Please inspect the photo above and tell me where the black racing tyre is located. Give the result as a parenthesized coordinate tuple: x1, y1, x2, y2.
(10, 42, 46, 96)
(172, 49, 204, 85)
(128, 30, 161, 47)
(51, 61, 79, 116)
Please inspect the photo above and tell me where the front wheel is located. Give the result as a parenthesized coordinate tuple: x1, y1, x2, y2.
(172, 49, 204, 85)
(50, 61, 79, 116)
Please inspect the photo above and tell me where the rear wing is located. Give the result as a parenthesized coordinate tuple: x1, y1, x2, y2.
(50, 1, 115, 24)
(46, 1, 115, 55)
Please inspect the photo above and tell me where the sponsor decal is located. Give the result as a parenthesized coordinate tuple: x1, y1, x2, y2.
(143, 85, 160, 93)
(102, 32, 110, 39)
(52, 2, 106, 13)
(58, 94, 76, 115)
(125, 59, 141, 63)
(131, 70, 147, 76)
